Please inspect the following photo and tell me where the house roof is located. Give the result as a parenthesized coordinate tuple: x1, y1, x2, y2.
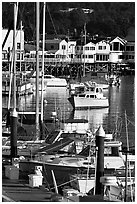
(45, 39, 62, 44)
(24, 44, 42, 52)
(47, 50, 58, 54)
(110, 36, 127, 45)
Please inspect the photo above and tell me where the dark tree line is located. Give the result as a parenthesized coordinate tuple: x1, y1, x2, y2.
(2, 2, 135, 41)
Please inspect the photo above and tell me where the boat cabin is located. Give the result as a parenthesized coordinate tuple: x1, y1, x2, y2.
(77, 87, 104, 99)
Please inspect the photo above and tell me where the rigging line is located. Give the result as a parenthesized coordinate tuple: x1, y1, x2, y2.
(47, 5, 58, 36)
(126, 118, 135, 127)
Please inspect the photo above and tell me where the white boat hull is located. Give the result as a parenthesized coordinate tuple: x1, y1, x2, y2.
(30, 74, 67, 87)
(74, 97, 109, 109)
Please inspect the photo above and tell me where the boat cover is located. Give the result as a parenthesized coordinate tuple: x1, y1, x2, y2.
(33, 138, 73, 155)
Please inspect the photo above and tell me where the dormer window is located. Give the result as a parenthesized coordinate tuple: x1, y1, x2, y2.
(62, 45, 66, 50)
(17, 43, 21, 50)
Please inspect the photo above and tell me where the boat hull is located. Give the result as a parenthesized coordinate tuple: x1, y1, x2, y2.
(30, 77, 67, 87)
(68, 96, 109, 109)
(19, 160, 94, 186)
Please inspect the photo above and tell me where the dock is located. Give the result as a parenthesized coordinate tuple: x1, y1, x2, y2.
(2, 167, 60, 202)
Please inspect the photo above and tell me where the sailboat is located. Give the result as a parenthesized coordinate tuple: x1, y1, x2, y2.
(2, 21, 34, 97)
(2, 2, 46, 159)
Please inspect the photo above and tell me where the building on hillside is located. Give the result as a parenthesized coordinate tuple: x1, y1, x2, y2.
(2, 29, 24, 62)
(95, 40, 110, 63)
(124, 27, 135, 65)
(67, 41, 76, 63)
(82, 42, 96, 64)
(55, 39, 69, 63)
(109, 36, 127, 64)
(75, 40, 84, 64)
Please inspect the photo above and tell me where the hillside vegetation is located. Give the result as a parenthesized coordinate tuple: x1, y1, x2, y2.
(2, 2, 135, 41)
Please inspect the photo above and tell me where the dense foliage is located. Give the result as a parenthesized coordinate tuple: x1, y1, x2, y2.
(2, 2, 135, 41)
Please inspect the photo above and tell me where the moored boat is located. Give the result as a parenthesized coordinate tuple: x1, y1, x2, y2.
(30, 72, 68, 87)
(68, 86, 109, 110)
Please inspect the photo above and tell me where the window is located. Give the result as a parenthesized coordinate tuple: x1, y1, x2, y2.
(126, 46, 130, 51)
(62, 45, 66, 50)
(96, 55, 99, 60)
(98, 46, 102, 50)
(79, 94, 85, 97)
(113, 42, 119, 51)
(17, 53, 20, 60)
(131, 46, 134, 51)
(119, 55, 124, 59)
(2, 53, 5, 60)
(85, 47, 89, 50)
(90, 95, 94, 98)
(88, 55, 93, 58)
(51, 45, 54, 49)
(17, 43, 21, 50)
(90, 47, 95, 50)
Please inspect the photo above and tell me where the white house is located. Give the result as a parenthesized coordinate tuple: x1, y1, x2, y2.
(55, 39, 69, 62)
(96, 40, 110, 63)
(75, 43, 84, 63)
(2, 29, 24, 62)
(82, 42, 96, 64)
(109, 36, 127, 64)
(67, 41, 76, 63)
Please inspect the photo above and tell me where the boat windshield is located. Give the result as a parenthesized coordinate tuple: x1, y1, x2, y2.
(44, 75, 55, 79)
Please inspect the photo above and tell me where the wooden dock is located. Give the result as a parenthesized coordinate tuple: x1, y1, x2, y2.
(2, 169, 61, 202)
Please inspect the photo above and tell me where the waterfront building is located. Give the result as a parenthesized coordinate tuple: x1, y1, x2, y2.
(2, 29, 24, 62)
(2, 27, 134, 72)
(124, 27, 135, 65)
(75, 41, 84, 64)
(109, 36, 127, 64)
(82, 42, 96, 64)
(96, 40, 110, 63)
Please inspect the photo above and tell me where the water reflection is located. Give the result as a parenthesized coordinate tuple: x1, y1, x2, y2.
(70, 108, 109, 133)
(2, 76, 135, 147)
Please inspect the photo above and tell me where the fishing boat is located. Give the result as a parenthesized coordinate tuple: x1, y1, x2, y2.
(30, 72, 68, 87)
(68, 86, 109, 110)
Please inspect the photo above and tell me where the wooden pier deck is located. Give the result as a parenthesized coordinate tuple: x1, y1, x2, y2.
(2, 168, 60, 202)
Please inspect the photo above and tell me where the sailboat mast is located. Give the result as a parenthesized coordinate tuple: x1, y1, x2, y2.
(35, 2, 40, 140)
(41, 2, 46, 122)
(13, 3, 17, 108)
(20, 20, 22, 74)
(10, 2, 18, 160)
(83, 22, 86, 77)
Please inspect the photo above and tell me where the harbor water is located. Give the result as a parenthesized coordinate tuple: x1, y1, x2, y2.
(2, 75, 135, 149)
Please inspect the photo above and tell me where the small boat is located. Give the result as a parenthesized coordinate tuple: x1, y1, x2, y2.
(30, 72, 68, 87)
(84, 81, 109, 90)
(68, 86, 109, 110)
(19, 132, 131, 187)
(69, 173, 135, 201)
(69, 83, 85, 95)
(107, 74, 121, 86)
